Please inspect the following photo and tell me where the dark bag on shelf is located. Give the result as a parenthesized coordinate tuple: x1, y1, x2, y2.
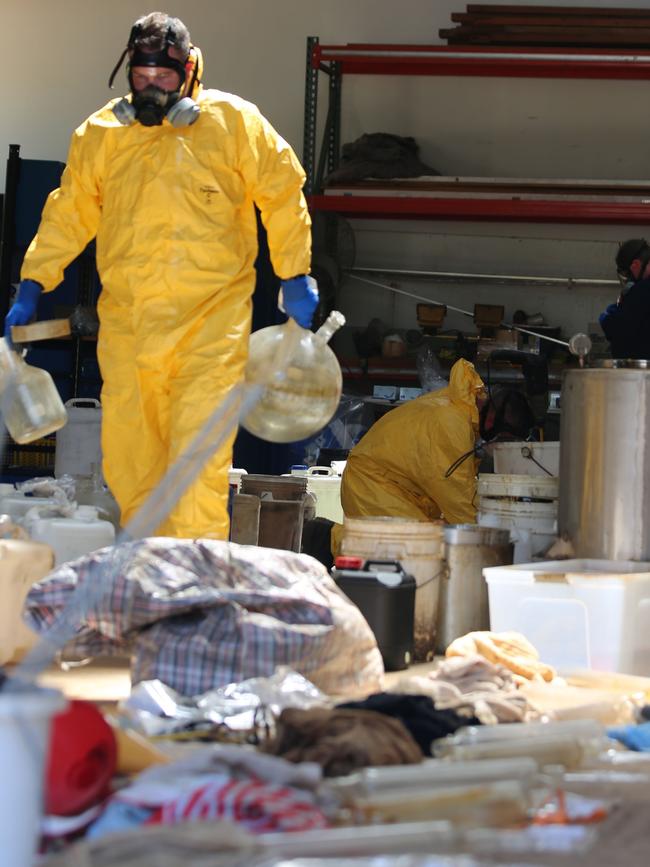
(325, 132, 440, 184)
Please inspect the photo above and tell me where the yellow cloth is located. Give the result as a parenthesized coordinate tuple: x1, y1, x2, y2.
(21, 89, 311, 538)
(446, 631, 556, 683)
(340, 359, 484, 527)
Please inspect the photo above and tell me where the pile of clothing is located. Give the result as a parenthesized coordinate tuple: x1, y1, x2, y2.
(264, 693, 479, 776)
(396, 655, 541, 724)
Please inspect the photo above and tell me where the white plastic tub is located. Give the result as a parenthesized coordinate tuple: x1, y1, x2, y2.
(493, 442, 560, 477)
(484, 559, 650, 675)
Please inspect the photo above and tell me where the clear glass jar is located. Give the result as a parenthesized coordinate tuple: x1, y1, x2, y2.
(242, 311, 345, 443)
(0, 339, 67, 444)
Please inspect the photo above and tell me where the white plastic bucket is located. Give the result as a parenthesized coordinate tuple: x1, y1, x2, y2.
(27, 505, 115, 566)
(477, 474, 558, 563)
(339, 516, 445, 661)
(54, 398, 102, 478)
(0, 540, 55, 664)
(0, 686, 66, 867)
(305, 466, 344, 523)
(478, 473, 558, 501)
(484, 559, 650, 675)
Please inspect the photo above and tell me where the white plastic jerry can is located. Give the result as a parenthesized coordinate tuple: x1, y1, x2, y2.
(27, 505, 115, 566)
(0, 493, 61, 523)
(54, 398, 102, 478)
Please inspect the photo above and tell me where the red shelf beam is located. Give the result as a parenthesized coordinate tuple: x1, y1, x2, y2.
(312, 43, 650, 80)
(307, 194, 650, 225)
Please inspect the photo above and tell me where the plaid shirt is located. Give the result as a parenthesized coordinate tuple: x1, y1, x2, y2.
(24, 539, 384, 697)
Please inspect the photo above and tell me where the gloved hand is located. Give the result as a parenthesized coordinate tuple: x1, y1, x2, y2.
(608, 722, 650, 752)
(598, 302, 619, 327)
(280, 275, 319, 329)
(4, 279, 42, 342)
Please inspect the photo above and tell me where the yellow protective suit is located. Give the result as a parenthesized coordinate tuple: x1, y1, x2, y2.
(340, 359, 485, 526)
(20, 87, 311, 538)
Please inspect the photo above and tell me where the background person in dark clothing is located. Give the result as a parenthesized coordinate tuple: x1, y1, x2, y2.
(600, 238, 650, 359)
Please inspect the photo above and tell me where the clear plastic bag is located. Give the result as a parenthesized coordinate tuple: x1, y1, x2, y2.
(416, 343, 448, 393)
(16, 473, 77, 505)
(120, 667, 330, 738)
(289, 396, 373, 466)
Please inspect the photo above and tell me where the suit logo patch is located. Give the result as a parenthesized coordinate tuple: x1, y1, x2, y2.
(200, 185, 219, 204)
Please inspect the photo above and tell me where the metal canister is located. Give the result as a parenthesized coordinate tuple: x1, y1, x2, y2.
(438, 525, 513, 652)
(559, 360, 650, 560)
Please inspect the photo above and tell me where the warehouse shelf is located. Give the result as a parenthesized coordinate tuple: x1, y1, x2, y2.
(307, 193, 650, 224)
(311, 43, 650, 80)
(303, 38, 650, 223)
(0, 146, 102, 478)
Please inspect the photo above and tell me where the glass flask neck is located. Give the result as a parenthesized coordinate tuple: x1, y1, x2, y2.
(314, 310, 346, 345)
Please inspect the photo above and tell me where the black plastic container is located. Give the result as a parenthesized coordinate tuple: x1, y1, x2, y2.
(331, 558, 416, 671)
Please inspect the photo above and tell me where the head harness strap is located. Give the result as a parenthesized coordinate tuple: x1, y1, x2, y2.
(108, 21, 187, 89)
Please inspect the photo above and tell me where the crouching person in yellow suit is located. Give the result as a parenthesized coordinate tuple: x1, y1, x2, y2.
(332, 359, 537, 553)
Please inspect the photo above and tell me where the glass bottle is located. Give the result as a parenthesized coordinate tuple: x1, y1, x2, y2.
(0, 339, 67, 444)
(242, 311, 345, 443)
(74, 464, 121, 530)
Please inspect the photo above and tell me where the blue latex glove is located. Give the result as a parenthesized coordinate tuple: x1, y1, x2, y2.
(598, 302, 620, 328)
(608, 722, 650, 751)
(280, 275, 319, 329)
(4, 279, 42, 342)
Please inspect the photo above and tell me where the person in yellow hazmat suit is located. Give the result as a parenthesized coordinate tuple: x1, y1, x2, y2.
(4, 12, 318, 539)
(339, 358, 537, 528)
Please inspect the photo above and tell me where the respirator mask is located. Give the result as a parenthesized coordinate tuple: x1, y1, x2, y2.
(444, 389, 537, 480)
(130, 84, 178, 127)
(108, 21, 203, 128)
(615, 238, 650, 288)
(478, 390, 536, 444)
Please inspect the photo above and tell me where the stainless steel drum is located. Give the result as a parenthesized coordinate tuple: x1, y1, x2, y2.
(438, 525, 513, 653)
(559, 360, 650, 560)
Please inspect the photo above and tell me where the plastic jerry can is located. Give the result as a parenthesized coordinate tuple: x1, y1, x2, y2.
(331, 557, 416, 671)
(305, 466, 343, 523)
(27, 505, 115, 566)
(0, 494, 61, 523)
(55, 399, 102, 478)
